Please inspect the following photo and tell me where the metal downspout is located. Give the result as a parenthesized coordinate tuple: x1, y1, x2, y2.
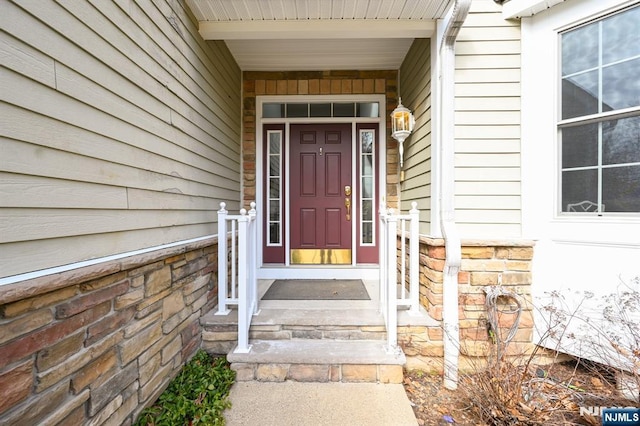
(439, 0, 471, 390)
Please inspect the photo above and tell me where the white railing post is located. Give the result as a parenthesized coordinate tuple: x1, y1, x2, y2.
(409, 202, 420, 315)
(400, 217, 407, 300)
(216, 202, 230, 315)
(248, 202, 259, 315)
(235, 208, 251, 353)
(217, 201, 258, 353)
(379, 203, 387, 317)
(231, 219, 237, 300)
(386, 209, 398, 352)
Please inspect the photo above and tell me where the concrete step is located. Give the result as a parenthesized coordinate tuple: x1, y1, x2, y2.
(250, 308, 389, 342)
(202, 308, 386, 354)
(201, 306, 439, 355)
(227, 339, 405, 383)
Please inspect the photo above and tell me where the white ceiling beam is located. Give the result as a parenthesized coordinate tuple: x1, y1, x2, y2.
(198, 19, 436, 40)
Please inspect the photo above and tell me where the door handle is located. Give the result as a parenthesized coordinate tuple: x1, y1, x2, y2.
(345, 198, 351, 221)
(344, 186, 351, 221)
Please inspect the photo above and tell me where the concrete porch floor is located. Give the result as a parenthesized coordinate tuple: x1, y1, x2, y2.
(202, 279, 439, 344)
(204, 279, 438, 327)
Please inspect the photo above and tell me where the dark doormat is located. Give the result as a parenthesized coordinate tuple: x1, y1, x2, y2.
(262, 279, 370, 300)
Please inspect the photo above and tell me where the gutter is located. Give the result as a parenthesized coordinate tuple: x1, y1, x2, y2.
(438, 0, 471, 390)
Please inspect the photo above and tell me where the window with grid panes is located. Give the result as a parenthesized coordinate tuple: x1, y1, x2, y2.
(559, 5, 639, 214)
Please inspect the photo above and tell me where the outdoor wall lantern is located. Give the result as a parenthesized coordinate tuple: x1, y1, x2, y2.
(390, 98, 415, 168)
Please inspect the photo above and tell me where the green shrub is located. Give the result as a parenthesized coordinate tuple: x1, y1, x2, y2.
(135, 350, 236, 426)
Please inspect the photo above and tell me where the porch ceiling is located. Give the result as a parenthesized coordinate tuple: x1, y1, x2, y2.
(185, 0, 453, 70)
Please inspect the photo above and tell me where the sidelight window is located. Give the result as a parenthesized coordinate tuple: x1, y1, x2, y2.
(267, 131, 282, 245)
(360, 129, 376, 245)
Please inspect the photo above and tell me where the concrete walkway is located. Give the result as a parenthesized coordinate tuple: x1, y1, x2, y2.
(224, 381, 419, 425)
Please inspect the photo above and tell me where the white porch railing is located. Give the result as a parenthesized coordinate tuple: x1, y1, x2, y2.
(216, 202, 259, 353)
(379, 201, 421, 353)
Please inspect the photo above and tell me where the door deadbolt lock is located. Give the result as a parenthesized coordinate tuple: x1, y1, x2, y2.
(344, 185, 351, 196)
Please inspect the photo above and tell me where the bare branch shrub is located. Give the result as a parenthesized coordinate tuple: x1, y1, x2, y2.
(454, 277, 640, 425)
(541, 277, 640, 403)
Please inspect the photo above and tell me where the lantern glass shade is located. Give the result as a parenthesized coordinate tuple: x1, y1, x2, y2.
(390, 99, 414, 144)
(390, 98, 415, 168)
(393, 110, 411, 133)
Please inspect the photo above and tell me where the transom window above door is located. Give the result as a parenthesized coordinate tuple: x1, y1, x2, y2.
(263, 102, 380, 118)
(559, 5, 640, 214)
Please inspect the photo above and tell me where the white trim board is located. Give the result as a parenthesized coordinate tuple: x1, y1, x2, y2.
(0, 235, 216, 287)
(199, 19, 436, 40)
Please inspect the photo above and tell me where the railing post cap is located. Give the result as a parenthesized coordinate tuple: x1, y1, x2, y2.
(219, 202, 227, 213)
(240, 208, 247, 215)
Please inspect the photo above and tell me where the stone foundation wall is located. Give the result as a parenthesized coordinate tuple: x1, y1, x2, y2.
(0, 238, 218, 426)
(402, 236, 535, 372)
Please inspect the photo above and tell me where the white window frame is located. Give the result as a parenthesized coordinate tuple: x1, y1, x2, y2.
(521, 0, 640, 245)
(557, 4, 640, 216)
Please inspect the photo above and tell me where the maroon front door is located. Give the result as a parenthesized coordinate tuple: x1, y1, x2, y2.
(290, 124, 352, 264)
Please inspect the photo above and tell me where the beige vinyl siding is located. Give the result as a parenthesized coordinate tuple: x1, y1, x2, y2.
(0, 0, 241, 278)
(399, 38, 431, 235)
(454, 0, 522, 238)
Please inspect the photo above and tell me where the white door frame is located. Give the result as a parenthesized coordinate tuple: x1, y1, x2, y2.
(254, 94, 386, 280)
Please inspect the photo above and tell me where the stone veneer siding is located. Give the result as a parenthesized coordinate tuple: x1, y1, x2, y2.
(401, 237, 535, 371)
(242, 70, 401, 209)
(0, 238, 219, 426)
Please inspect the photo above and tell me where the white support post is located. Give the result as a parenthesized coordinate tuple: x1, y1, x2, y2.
(409, 202, 420, 315)
(216, 202, 230, 315)
(235, 209, 251, 353)
(386, 210, 398, 353)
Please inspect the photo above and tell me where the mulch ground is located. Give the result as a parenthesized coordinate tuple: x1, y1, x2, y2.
(403, 359, 636, 426)
(403, 370, 482, 426)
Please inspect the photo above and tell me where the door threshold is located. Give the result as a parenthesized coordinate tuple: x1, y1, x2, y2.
(257, 266, 379, 281)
